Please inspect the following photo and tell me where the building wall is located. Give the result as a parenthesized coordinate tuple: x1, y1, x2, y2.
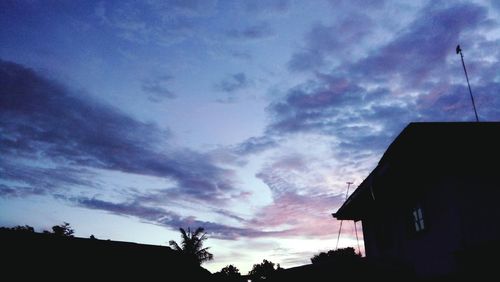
(457, 173, 500, 248)
(362, 171, 500, 278)
(362, 174, 464, 278)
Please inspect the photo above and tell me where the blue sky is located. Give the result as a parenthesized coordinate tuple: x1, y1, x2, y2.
(1, 0, 499, 273)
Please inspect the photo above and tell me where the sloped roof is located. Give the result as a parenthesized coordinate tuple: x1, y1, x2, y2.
(334, 122, 500, 221)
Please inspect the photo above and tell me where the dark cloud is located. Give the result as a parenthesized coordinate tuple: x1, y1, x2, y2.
(0, 159, 97, 197)
(95, 0, 217, 45)
(270, 2, 499, 160)
(288, 15, 373, 72)
(351, 2, 488, 88)
(326, 0, 386, 9)
(165, 0, 218, 14)
(0, 183, 45, 198)
(267, 75, 396, 135)
(141, 75, 176, 102)
(230, 50, 252, 61)
(75, 197, 272, 240)
(416, 82, 500, 122)
(0, 59, 236, 202)
(233, 135, 278, 155)
(76, 197, 172, 221)
(244, 0, 290, 14)
(288, 50, 324, 74)
(226, 22, 274, 40)
(215, 72, 251, 94)
(213, 208, 247, 223)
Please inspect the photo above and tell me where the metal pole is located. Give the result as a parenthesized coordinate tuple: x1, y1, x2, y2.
(354, 221, 361, 255)
(335, 182, 353, 250)
(457, 45, 479, 122)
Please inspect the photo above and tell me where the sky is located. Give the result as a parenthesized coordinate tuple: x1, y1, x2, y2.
(1, 0, 499, 274)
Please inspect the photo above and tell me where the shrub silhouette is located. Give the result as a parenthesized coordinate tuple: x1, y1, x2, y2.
(43, 222, 74, 237)
(248, 259, 278, 281)
(310, 247, 360, 265)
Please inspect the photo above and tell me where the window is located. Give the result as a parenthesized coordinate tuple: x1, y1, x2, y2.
(412, 205, 425, 232)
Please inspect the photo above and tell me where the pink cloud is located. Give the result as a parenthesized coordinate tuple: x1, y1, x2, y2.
(249, 191, 343, 237)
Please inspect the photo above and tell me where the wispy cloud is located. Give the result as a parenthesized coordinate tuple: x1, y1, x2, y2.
(0, 160, 97, 197)
(214, 72, 253, 103)
(350, 2, 489, 88)
(268, 1, 499, 163)
(94, 0, 217, 46)
(216, 72, 251, 93)
(141, 75, 176, 102)
(243, 0, 291, 14)
(252, 156, 344, 237)
(233, 135, 279, 155)
(288, 14, 373, 72)
(226, 22, 274, 40)
(0, 60, 237, 203)
(75, 196, 275, 240)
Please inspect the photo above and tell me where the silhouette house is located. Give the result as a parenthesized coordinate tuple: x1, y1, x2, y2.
(0, 229, 211, 281)
(334, 122, 500, 278)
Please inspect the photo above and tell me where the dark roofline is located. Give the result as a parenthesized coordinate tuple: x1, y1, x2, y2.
(333, 121, 500, 220)
(379, 122, 500, 164)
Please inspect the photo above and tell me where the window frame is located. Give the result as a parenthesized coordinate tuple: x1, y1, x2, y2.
(412, 205, 425, 232)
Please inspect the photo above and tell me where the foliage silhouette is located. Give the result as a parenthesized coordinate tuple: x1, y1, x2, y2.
(220, 264, 241, 277)
(0, 225, 35, 233)
(44, 222, 74, 237)
(310, 247, 360, 265)
(169, 227, 213, 265)
(1, 224, 213, 282)
(248, 259, 278, 281)
(213, 264, 242, 281)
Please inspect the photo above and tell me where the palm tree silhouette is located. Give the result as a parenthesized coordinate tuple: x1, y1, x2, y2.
(169, 227, 213, 265)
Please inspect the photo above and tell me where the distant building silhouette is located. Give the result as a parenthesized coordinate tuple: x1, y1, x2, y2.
(334, 122, 500, 279)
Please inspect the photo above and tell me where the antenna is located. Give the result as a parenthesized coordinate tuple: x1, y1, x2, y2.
(456, 45, 479, 122)
(335, 181, 353, 250)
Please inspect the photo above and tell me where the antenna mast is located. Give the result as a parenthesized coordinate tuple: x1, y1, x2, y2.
(456, 45, 479, 122)
(335, 181, 353, 250)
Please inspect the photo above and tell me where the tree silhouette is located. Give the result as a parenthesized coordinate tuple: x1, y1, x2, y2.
(214, 264, 241, 281)
(44, 222, 74, 237)
(222, 264, 241, 277)
(169, 227, 213, 265)
(248, 259, 277, 281)
(310, 247, 360, 265)
(0, 225, 35, 233)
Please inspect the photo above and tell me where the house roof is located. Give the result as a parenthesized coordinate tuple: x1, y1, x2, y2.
(333, 122, 500, 221)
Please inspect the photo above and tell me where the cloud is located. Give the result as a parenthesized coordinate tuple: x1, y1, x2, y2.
(237, 4, 500, 248)
(288, 15, 373, 72)
(0, 59, 237, 203)
(216, 72, 251, 93)
(230, 50, 252, 61)
(75, 197, 272, 240)
(233, 135, 279, 155)
(215, 72, 253, 103)
(267, 74, 402, 136)
(326, 0, 386, 10)
(270, 2, 499, 160)
(94, 0, 218, 46)
(351, 2, 489, 88)
(141, 75, 176, 102)
(251, 157, 344, 237)
(244, 0, 290, 14)
(226, 22, 274, 40)
(0, 159, 97, 197)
